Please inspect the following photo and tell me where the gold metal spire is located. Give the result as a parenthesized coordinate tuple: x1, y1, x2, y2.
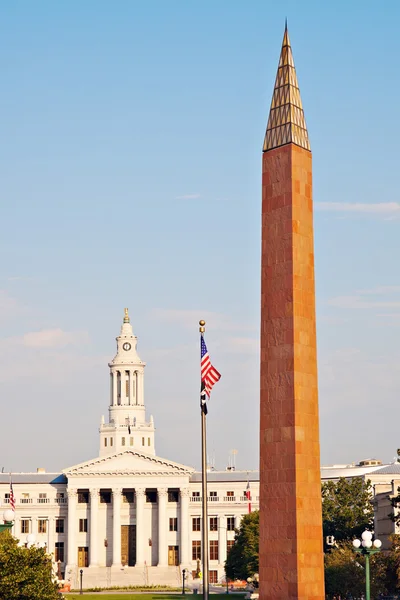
(123, 308, 130, 323)
(263, 25, 310, 152)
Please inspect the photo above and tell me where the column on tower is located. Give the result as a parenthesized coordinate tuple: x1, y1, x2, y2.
(112, 371, 118, 406)
(218, 515, 227, 566)
(135, 488, 146, 566)
(89, 489, 99, 567)
(129, 370, 134, 405)
(47, 516, 54, 556)
(112, 488, 122, 567)
(157, 488, 168, 566)
(67, 489, 77, 565)
(180, 488, 190, 565)
(137, 371, 143, 406)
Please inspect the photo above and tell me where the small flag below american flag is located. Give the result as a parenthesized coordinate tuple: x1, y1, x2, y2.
(9, 480, 15, 511)
(245, 480, 251, 514)
(200, 334, 221, 414)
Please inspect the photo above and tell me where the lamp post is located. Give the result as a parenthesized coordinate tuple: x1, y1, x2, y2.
(182, 568, 186, 595)
(79, 568, 83, 595)
(0, 509, 15, 533)
(353, 530, 382, 600)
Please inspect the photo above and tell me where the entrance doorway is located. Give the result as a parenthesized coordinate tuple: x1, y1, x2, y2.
(168, 545, 179, 566)
(121, 525, 136, 566)
(77, 546, 88, 567)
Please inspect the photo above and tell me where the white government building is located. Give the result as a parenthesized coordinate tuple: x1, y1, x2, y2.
(1, 310, 259, 589)
(3, 310, 399, 589)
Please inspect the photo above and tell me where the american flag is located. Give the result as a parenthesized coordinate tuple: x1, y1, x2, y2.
(9, 480, 15, 511)
(245, 480, 251, 514)
(200, 334, 221, 413)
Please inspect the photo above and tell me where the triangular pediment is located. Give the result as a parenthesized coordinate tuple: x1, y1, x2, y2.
(63, 450, 195, 476)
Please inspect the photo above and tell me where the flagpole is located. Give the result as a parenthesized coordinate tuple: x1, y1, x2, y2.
(199, 319, 209, 600)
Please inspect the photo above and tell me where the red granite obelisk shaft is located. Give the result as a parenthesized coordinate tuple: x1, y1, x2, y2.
(259, 27, 325, 600)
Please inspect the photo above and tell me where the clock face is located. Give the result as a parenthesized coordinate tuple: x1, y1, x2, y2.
(122, 342, 131, 351)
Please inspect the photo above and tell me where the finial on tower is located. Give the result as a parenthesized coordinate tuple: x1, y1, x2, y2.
(263, 24, 310, 153)
(199, 320, 205, 333)
(124, 308, 130, 323)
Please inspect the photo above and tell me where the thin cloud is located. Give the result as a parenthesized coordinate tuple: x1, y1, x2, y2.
(175, 193, 201, 200)
(328, 296, 400, 309)
(22, 328, 89, 348)
(357, 286, 400, 295)
(315, 202, 400, 215)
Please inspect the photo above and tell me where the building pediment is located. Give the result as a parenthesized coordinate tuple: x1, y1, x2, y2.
(63, 450, 195, 476)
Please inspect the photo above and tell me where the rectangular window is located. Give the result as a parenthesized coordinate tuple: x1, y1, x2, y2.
(122, 437, 125, 446)
(169, 517, 178, 532)
(209, 570, 218, 584)
(125, 380, 129, 397)
(38, 519, 47, 534)
(168, 490, 179, 503)
(227, 516, 235, 531)
(148, 437, 150, 446)
(192, 540, 201, 560)
(130, 437, 134, 446)
(78, 492, 89, 504)
(56, 492, 64, 499)
(210, 517, 218, 531)
(104, 438, 107, 447)
(210, 540, 219, 561)
(209, 491, 217, 497)
(227, 491, 234, 497)
(55, 519, 64, 533)
(142, 437, 145, 446)
(55, 542, 64, 562)
(79, 518, 88, 533)
(110, 438, 113, 446)
(192, 517, 201, 531)
(21, 519, 30, 534)
(192, 491, 200, 497)
(100, 491, 111, 504)
(227, 540, 234, 554)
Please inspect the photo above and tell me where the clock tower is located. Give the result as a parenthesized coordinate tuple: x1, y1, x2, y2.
(99, 309, 156, 456)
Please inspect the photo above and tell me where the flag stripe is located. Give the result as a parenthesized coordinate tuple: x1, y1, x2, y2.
(10, 481, 15, 511)
(200, 334, 221, 411)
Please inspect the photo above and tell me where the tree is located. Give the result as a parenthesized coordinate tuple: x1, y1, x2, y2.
(225, 511, 259, 581)
(325, 542, 389, 600)
(322, 477, 374, 543)
(0, 532, 60, 600)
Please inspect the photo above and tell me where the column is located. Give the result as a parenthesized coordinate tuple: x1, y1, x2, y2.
(67, 489, 77, 565)
(157, 488, 168, 566)
(135, 488, 146, 566)
(137, 371, 143, 406)
(47, 516, 54, 556)
(180, 488, 190, 565)
(112, 488, 122, 567)
(89, 489, 99, 567)
(218, 516, 227, 565)
(112, 371, 117, 406)
(128, 370, 131, 406)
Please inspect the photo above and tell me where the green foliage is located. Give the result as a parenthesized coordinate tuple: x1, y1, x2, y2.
(0, 531, 60, 600)
(225, 510, 259, 580)
(322, 477, 374, 543)
(325, 541, 393, 599)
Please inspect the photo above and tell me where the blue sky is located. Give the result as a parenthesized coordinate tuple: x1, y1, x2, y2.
(0, 1, 399, 472)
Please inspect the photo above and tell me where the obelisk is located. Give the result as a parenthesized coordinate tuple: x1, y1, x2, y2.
(259, 24, 325, 600)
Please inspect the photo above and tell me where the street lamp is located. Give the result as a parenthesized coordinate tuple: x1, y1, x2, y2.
(353, 530, 382, 600)
(0, 509, 15, 533)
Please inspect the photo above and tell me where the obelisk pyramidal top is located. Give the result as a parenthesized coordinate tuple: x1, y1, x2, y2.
(259, 24, 325, 600)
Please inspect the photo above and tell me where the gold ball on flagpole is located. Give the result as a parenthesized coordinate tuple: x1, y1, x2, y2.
(199, 320, 206, 326)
